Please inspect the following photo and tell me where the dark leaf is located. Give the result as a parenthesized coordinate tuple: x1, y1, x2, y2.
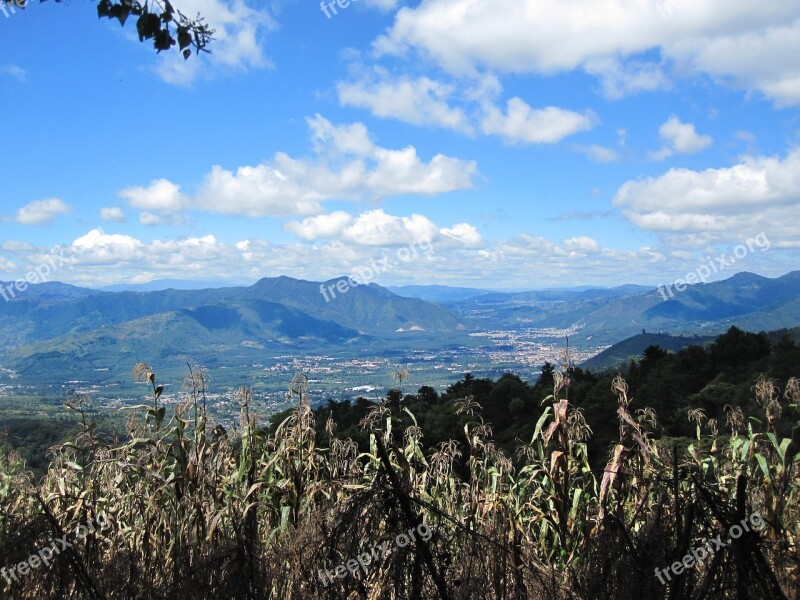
(108, 4, 130, 27)
(154, 30, 174, 52)
(97, 0, 112, 18)
(136, 13, 161, 41)
(162, 0, 174, 22)
(177, 27, 192, 51)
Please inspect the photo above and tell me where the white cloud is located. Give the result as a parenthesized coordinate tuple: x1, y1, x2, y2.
(307, 114, 375, 157)
(668, 18, 800, 107)
(72, 229, 145, 261)
(336, 67, 594, 145)
(576, 144, 619, 162)
(649, 116, 713, 160)
(139, 212, 163, 226)
(341, 210, 438, 245)
(583, 57, 671, 99)
(1, 241, 34, 253)
(481, 98, 596, 144)
(9, 222, 793, 290)
(286, 210, 484, 249)
(440, 223, 483, 247)
(337, 69, 472, 132)
(120, 178, 187, 213)
(376, 0, 800, 105)
(99, 207, 127, 222)
(284, 212, 354, 241)
(0, 257, 17, 272)
(154, 0, 277, 85)
(119, 116, 476, 219)
(563, 236, 601, 254)
(613, 149, 800, 243)
(196, 161, 327, 218)
(70, 229, 222, 268)
(15, 198, 72, 225)
(361, 146, 476, 196)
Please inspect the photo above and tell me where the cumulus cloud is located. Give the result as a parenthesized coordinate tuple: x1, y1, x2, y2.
(117, 115, 477, 219)
(563, 236, 601, 254)
(72, 229, 145, 261)
(284, 212, 354, 241)
(5, 223, 793, 290)
(70, 229, 223, 269)
(668, 18, 800, 107)
(340, 210, 439, 245)
(649, 116, 713, 160)
(440, 223, 483, 247)
(57, 228, 602, 287)
(375, 0, 800, 105)
(15, 198, 72, 225)
(120, 179, 187, 213)
(337, 70, 472, 132)
(286, 209, 484, 249)
(481, 98, 596, 144)
(337, 67, 594, 144)
(99, 207, 126, 222)
(613, 148, 800, 243)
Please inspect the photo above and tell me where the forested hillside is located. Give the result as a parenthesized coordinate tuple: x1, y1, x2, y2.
(288, 326, 800, 472)
(2, 326, 795, 598)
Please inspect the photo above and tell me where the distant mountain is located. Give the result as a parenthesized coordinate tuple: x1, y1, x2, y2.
(580, 332, 716, 372)
(450, 271, 800, 344)
(100, 279, 250, 292)
(237, 277, 463, 334)
(1, 276, 462, 341)
(387, 285, 499, 303)
(10, 299, 364, 379)
(0, 280, 103, 302)
(0, 276, 465, 379)
(464, 284, 653, 306)
(2, 270, 798, 386)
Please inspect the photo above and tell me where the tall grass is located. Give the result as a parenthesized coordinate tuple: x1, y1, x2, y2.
(0, 363, 797, 599)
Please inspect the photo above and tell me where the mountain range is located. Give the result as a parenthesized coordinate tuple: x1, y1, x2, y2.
(445, 271, 800, 344)
(0, 270, 798, 385)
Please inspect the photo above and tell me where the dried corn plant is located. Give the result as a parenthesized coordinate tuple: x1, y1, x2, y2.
(0, 363, 798, 600)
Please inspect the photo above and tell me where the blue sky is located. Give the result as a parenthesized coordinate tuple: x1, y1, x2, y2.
(1, 0, 798, 289)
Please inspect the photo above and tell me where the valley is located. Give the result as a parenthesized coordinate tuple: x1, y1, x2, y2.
(1, 269, 799, 425)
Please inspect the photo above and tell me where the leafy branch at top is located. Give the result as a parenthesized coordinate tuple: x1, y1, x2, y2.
(96, 0, 214, 59)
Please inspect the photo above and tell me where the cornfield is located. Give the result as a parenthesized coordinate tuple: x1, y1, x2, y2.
(1, 362, 798, 599)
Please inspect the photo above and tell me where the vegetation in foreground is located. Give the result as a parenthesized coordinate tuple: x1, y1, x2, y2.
(0, 330, 799, 599)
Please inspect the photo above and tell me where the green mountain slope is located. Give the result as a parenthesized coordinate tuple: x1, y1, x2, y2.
(580, 333, 716, 371)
